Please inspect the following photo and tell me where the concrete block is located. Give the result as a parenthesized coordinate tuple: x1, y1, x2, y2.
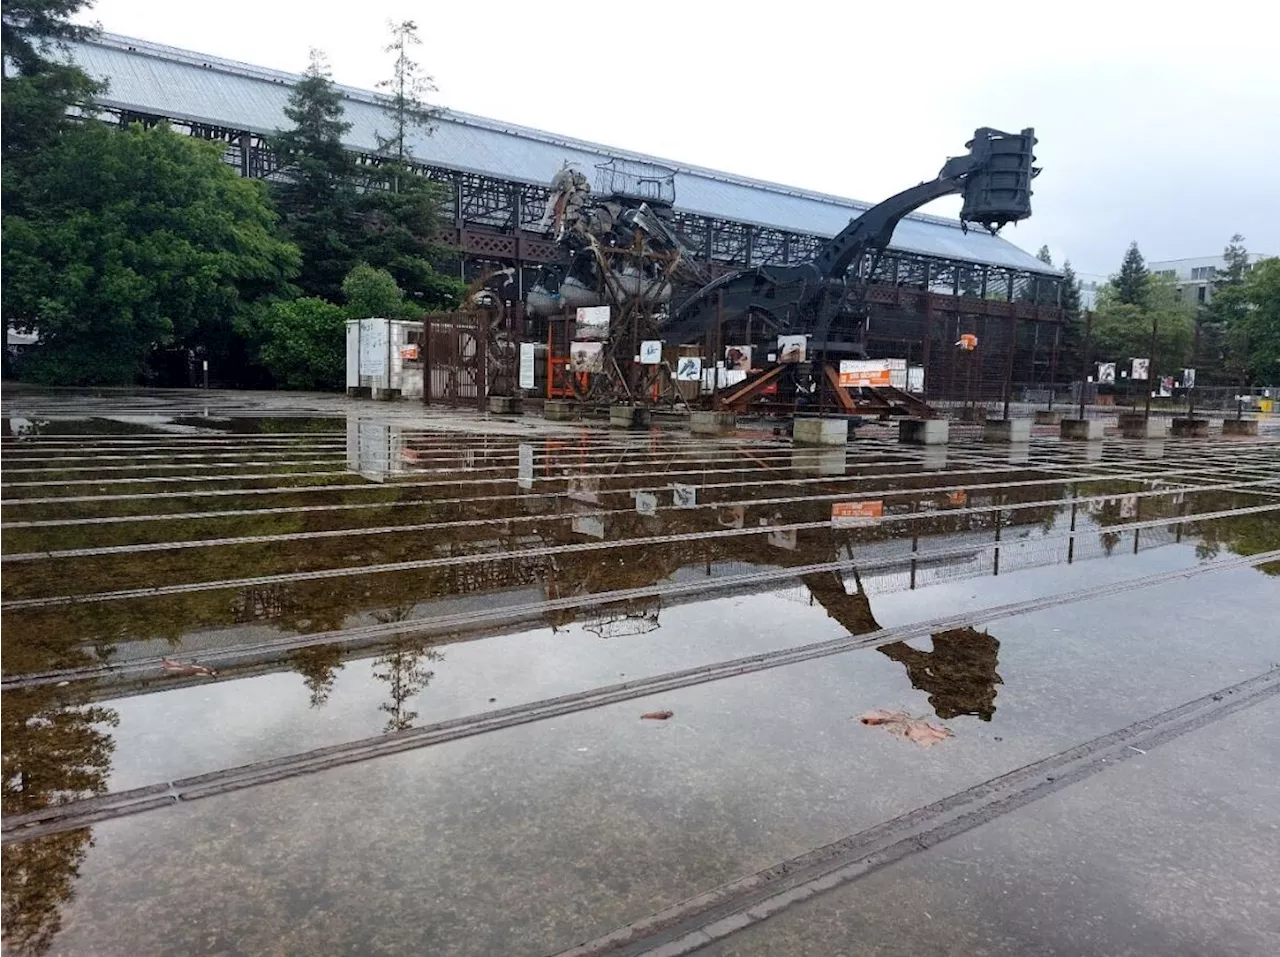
(790, 447, 847, 476)
(1034, 410, 1065, 425)
(898, 418, 949, 445)
(1222, 418, 1259, 436)
(371, 387, 401, 402)
(1170, 417, 1209, 438)
(544, 400, 577, 422)
(691, 411, 737, 435)
(793, 417, 849, 446)
(346, 386, 372, 399)
(1060, 418, 1105, 441)
(1118, 413, 1168, 439)
(982, 418, 1032, 443)
(487, 395, 518, 415)
(609, 404, 650, 428)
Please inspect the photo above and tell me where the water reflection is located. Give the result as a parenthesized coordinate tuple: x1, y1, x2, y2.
(1, 685, 118, 956)
(879, 628, 1003, 721)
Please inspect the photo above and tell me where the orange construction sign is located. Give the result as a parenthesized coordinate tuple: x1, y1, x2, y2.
(832, 500, 884, 525)
(838, 360, 893, 388)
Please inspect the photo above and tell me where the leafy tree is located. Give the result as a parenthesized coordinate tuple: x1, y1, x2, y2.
(2, 122, 300, 385)
(270, 50, 361, 302)
(255, 297, 347, 390)
(1110, 241, 1150, 306)
(1236, 258, 1280, 383)
(1092, 275, 1194, 379)
(342, 263, 411, 318)
(1035, 245, 1053, 267)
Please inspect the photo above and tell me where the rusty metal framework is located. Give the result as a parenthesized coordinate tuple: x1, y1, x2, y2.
(98, 106, 1064, 313)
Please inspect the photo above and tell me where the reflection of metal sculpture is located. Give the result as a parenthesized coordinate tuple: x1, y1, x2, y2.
(878, 627, 1003, 721)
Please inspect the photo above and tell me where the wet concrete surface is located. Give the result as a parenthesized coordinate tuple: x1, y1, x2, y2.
(699, 694, 1280, 957)
(2, 388, 1278, 956)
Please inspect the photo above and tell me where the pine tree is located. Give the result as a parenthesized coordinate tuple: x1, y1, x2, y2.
(1060, 260, 1082, 322)
(373, 19, 436, 184)
(1215, 234, 1250, 290)
(270, 50, 361, 301)
(2, 0, 103, 211)
(1036, 245, 1054, 268)
(1110, 241, 1149, 306)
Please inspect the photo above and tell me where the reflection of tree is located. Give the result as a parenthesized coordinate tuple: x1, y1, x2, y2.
(370, 605, 441, 732)
(1, 687, 119, 955)
(289, 644, 346, 708)
(878, 627, 1003, 721)
(1191, 493, 1280, 576)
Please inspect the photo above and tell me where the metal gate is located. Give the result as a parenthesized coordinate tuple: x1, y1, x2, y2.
(423, 311, 486, 409)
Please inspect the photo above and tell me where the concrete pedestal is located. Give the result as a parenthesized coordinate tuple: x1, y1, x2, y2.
(1170, 417, 1209, 438)
(347, 386, 372, 399)
(899, 418, 949, 445)
(691, 411, 736, 435)
(793, 417, 849, 446)
(372, 387, 401, 402)
(544, 400, 577, 422)
(1222, 418, 1259, 436)
(1060, 418, 1105, 441)
(983, 418, 1032, 443)
(487, 395, 519, 415)
(1034, 410, 1065, 425)
(610, 404, 650, 428)
(1118, 413, 1168, 439)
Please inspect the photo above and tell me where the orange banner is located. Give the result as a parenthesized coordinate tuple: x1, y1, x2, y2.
(832, 500, 884, 525)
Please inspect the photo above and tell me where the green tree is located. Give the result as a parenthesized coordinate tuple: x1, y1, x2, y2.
(1060, 260, 1082, 322)
(255, 297, 347, 390)
(342, 263, 411, 318)
(2, 122, 299, 385)
(357, 20, 461, 311)
(1035, 245, 1053, 268)
(374, 19, 436, 180)
(2, 1, 103, 211)
(1110, 241, 1150, 306)
(270, 50, 361, 302)
(1092, 276, 1194, 380)
(1236, 258, 1280, 383)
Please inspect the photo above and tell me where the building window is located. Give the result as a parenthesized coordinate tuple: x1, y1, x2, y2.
(1197, 285, 1207, 303)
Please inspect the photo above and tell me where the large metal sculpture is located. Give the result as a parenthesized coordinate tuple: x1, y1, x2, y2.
(659, 127, 1039, 359)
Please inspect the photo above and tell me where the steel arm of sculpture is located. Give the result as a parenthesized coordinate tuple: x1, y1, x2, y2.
(659, 128, 1036, 348)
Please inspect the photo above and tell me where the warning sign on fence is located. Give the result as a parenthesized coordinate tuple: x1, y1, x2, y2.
(831, 500, 884, 526)
(838, 360, 893, 388)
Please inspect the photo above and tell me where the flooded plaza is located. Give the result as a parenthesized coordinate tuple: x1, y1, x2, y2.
(3, 389, 1279, 957)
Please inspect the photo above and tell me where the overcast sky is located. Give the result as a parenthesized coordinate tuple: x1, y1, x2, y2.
(74, 0, 1279, 277)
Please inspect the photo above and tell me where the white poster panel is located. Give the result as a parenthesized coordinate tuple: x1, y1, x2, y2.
(724, 345, 752, 371)
(672, 483, 698, 509)
(518, 343, 537, 390)
(635, 491, 658, 517)
(777, 335, 807, 363)
(675, 357, 703, 381)
(639, 340, 663, 364)
(359, 318, 388, 376)
(1183, 368, 1196, 389)
(575, 305, 610, 340)
(1131, 358, 1150, 381)
(1097, 362, 1117, 384)
(570, 341, 604, 374)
